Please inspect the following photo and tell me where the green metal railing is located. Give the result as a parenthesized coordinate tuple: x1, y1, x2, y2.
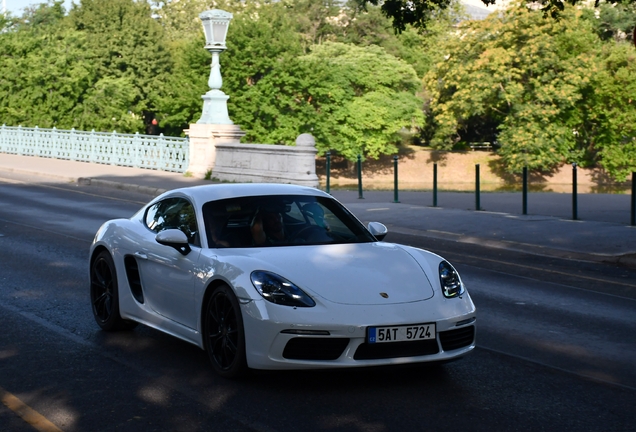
(0, 125, 189, 173)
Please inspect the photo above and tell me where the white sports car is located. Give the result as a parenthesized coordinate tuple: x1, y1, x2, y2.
(89, 184, 476, 378)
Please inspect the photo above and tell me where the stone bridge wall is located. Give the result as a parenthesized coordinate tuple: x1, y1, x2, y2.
(211, 133, 319, 187)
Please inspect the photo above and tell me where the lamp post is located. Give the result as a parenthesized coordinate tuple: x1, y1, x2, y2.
(197, 9, 234, 125)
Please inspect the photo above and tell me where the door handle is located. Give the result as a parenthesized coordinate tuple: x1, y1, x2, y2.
(134, 251, 148, 260)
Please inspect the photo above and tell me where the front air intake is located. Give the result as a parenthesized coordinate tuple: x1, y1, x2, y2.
(283, 337, 349, 360)
(354, 339, 439, 360)
(439, 326, 475, 351)
(124, 255, 144, 304)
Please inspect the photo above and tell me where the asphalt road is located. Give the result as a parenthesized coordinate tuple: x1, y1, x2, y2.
(0, 177, 634, 431)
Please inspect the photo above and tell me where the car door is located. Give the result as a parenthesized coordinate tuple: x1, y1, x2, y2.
(137, 197, 201, 329)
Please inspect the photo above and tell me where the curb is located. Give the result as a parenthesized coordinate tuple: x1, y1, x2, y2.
(0, 166, 77, 184)
(77, 178, 167, 197)
(616, 253, 636, 268)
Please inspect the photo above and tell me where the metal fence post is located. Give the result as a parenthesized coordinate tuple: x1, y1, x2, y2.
(17, 125, 24, 156)
(475, 164, 481, 211)
(326, 151, 331, 194)
(572, 163, 578, 220)
(184, 135, 190, 172)
(133, 132, 141, 168)
(433, 163, 438, 207)
(631, 172, 635, 226)
(88, 129, 96, 163)
(51, 127, 58, 159)
(158, 133, 166, 171)
(522, 166, 528, 215)
(393, 155, 399, 203)
(357, 154, 364, 199)
(33, 126, 40, 157)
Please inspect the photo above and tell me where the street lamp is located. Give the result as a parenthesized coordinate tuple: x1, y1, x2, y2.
(197, 9, 234, 125)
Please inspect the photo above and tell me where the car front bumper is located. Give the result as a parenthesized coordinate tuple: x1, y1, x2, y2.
(240, 297, 476, 370)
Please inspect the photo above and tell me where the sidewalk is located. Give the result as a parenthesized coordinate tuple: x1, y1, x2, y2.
(1, 153, 634, 267)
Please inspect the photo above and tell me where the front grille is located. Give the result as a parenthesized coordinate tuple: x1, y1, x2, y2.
(283, 337, 349, 361)
(439, 326, 475, 351)
(354, 339, 439, 360)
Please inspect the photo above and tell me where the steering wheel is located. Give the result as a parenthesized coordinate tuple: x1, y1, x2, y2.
(291, 225, 327, 242)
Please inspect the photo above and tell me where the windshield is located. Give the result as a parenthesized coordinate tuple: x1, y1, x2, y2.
(202, 194, 376, 248)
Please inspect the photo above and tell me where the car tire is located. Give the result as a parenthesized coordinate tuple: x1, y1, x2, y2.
(90, 250, 138, 331)
(203, 284, 247, 379)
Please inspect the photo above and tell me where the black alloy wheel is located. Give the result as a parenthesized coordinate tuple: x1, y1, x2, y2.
(90, 251, 137, 331)
(204, 284, 247, 378)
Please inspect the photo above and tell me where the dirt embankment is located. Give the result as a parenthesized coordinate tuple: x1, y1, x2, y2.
(315, 147, 632, 193)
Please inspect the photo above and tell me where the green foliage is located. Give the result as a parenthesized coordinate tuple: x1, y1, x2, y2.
(0, 0, 170, 133)
(0, 11, 97, 129)
(230, 41, 424, 160)
(223, 1, 305, 98)
(154, 35, 209, 136)
(280, 0, 344, 49)
(353, 0, 455, 33)
(355, 0, 636, 33)
(423, 2, 636, 181)
(154, 1, 426, 159)
(21, 0, 67, 27)
(152, 0, 236, 41)
(74, 77, 143, 132)
(306, 41, 426, 159)
(580, 43, 636, 181)
(339, 1, 463, 78)
(155, 0, 308, 135)
(583, 2, 636, 43)
(69, 0, 172, 132)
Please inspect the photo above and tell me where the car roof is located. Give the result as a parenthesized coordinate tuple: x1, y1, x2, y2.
(154, 183, 331, 207)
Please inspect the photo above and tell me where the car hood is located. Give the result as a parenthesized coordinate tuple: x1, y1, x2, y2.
(239, 242, 435, 305)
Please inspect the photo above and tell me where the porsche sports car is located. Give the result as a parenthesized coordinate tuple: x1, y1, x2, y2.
(89, 184, 476, 378)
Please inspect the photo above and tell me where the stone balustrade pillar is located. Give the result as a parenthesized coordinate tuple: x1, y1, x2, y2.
(186, 123, 245, 178)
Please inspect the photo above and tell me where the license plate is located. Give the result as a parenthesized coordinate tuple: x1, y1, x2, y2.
(367, 323, 435, 344)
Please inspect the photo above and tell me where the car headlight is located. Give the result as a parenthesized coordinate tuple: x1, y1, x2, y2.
(250, 271, 316, 307)
(439, 261, 465, 298)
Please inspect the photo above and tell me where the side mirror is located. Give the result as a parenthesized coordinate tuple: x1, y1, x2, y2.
(367, 222, 388, 241)
(156, 229, 191, 255)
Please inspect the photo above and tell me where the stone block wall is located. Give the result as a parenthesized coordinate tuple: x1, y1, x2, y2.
(211, 134, 319, 187)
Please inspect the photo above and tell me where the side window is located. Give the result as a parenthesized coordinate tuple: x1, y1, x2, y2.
(145, 198, 200, 246)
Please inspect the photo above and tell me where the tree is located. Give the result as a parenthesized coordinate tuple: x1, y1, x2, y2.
(153, 35, 209, 136)
(0, 2, 99, 129)
(69, 0, 172, 133)
(578, 43, 636, 181)
(353, 0, 636, 32)
(154, 1, 425, 157)
(233, 42, 424, 160)
(583, 2, 636, 42)
(279, 0, 344, 49)
(336, 0, 465, 78)
(423, 3, 636, 180)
